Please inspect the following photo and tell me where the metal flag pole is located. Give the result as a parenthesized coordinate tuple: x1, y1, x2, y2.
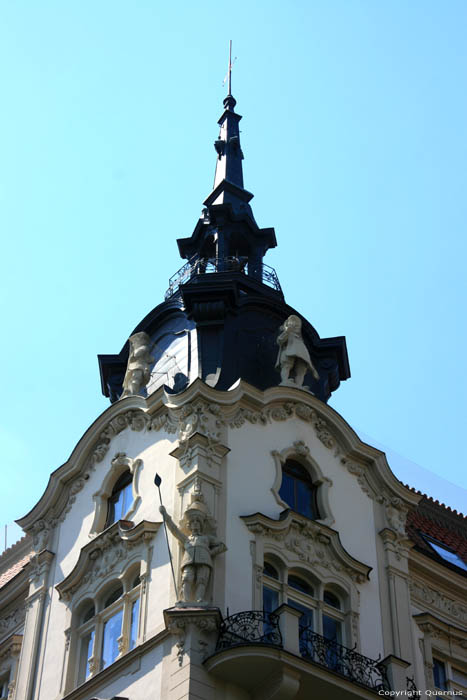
(154, 473, 179, 599)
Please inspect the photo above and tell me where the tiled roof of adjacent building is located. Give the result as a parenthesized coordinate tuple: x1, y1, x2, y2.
(406, 489, 467, 571)
(0, 535, 33, 591)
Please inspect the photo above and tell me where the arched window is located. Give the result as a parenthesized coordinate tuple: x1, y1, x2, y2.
(75, 571, 142, 687)
(262, 562, 347, 651)
(279, 460, 319, 520)
(106, 471, 133, 527)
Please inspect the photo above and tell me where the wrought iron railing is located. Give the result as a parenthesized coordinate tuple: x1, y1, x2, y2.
(165, 256, 282, 299)
(299, 627, 390, 692)
(216, 610, 283, 651)
(406, 676, 419, 697)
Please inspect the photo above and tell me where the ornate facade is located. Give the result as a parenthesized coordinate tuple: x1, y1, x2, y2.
(1, 76, 466, 700)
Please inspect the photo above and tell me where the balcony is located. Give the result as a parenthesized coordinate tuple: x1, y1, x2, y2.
(164, 256, 282, 299)
(205, 607, 391, 700)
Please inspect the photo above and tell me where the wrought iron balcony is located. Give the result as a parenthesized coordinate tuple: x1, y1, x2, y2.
(214, 610, 389, 694)
(216, 610, 283, 651)
(299, 627, 389, 692)
(165, 256, 282, 299)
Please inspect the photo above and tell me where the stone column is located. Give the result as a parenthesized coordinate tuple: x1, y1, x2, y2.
(13, 550, 54, 700)
(163, 607, 221, 700)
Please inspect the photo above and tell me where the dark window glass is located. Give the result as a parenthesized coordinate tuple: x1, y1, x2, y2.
(81, 604, 95, 624)
(279, 460, 318, 520)
(104, 585, 123, 609)
(262, 586, 279, 613)
(132, 574, 141, 588)
(288, 575, 314, 597)
(129, 598, 140, 650)
(106, 471, 133, 527)
(323, 615, 342, 643)
(287, 598, 314, 630)
(263, 562, 279, 580)
(433, 659, 448, 690)
(323, 591, 340, 609)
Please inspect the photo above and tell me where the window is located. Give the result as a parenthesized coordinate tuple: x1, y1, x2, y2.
(433, 659, 448, 690)
(106, 471, 133, 527)
(262, 561, 345, 648)
(279, 460, 319, 520)
(0, 672, 10, 700)
(423, 536, 467, 572)
(75, 570, 141, 687)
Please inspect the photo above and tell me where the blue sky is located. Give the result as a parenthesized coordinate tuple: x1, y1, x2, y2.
(1, 1, 466, 549)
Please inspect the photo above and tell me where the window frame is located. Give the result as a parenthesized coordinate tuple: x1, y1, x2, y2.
(262, 561, 346, 644)
(74, 571, 142, 688)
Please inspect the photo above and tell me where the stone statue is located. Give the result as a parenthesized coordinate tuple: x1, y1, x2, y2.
(275, 315, 319, 389)
(121, 332, 154, 398)
(159, 491, 226, 605)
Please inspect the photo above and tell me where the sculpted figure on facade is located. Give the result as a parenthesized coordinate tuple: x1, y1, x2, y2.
(159, 490, 226, 605)
(121, 332, 154, 398)
(276, 315, 319, 389)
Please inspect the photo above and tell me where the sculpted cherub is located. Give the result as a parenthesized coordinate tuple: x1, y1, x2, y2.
(159, 493, 227, 605)
(276, 315, 319, 389)
(121, 332, 154, 398)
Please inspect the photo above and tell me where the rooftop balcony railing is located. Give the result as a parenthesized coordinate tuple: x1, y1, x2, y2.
(214, 609, 389, 694)
(164, 256, 282, 299)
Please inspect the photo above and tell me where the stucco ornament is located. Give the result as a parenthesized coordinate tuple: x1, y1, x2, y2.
(159, 488, 227, 605)
(121, 332, 154, 398)
(276, 315, 319, 389)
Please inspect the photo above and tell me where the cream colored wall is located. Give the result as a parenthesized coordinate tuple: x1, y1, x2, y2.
(224, 418, 385, 660)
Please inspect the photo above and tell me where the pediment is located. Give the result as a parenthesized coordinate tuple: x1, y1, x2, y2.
(56, 520, 160, 602)
(241, 510, 371, 584)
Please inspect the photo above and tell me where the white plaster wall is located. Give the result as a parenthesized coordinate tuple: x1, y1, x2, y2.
(223, 417, 385, 659)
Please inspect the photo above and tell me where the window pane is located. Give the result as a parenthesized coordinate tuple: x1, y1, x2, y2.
(129, 598, 140, 650)
(323, 591, 340, 609)
(287, 599, 313, 630)
(288, 575, 314, 597)
(433, 659, 448, 690)
(296, 480, 315, 519)
(78, 629, 94, 684)
(263, 562, 279, 580)
(104, 585, 123, 608)
(323, 615, 342, 643)
(263, 586, 279, 613)
(279, 473, 295, 509)
(428, 541, 467, 571)
(101, 609, 123, 669)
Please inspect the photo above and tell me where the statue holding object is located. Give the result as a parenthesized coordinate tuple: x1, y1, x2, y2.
(276, 315, 319, 389)
(121, 332, 154, 398)
(159, 491, 227, 605)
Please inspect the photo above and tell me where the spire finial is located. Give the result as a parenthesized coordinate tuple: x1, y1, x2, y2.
(228, 39, 233, 96)
(223, 40, 236, 111)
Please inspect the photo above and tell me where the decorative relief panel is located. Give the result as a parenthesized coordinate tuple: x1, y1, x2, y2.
(410, 580, 467, 625)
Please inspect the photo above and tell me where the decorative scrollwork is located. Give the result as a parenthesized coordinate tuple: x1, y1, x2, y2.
(406, 676, 418, 697)
(299, 627, 390, 692)
(216, 610, 283, 651)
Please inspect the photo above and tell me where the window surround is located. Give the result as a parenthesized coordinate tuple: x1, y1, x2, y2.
(73, 568, 141, 687)
(271, 442, 334, 526)
(242, 510, 370, 651)
(56, 519, 159, 694)
(90, 452, 143, 536)
(415, 612, 467, 694)
(263, 559, 347, 644)
(0, 634, 22, 700)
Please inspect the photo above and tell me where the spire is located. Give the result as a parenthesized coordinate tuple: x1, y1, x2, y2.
(204, 41, 253, 215)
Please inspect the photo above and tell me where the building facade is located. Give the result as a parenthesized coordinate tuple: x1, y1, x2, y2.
(1, 85, 466, 700)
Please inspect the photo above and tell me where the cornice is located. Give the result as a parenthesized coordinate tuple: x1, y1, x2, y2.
(409, 550, 467, 603)
(241, 510, 372, 584)
(17, 378, 420, 544)
(413, 612, 467, 646)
